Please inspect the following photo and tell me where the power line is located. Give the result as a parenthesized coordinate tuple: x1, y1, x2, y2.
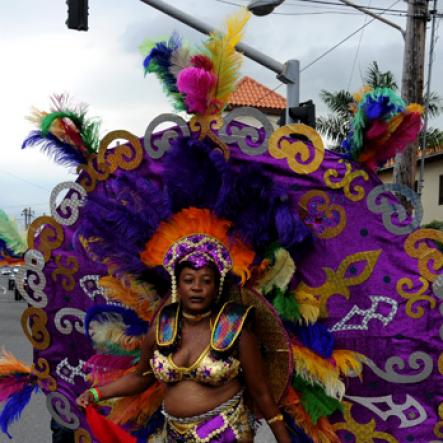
(0, 168, 51, 192)
(301, 0, 402, 72)
(347, 0, 371, 89)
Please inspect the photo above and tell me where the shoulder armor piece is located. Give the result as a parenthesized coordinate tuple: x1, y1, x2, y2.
(156, 302, 180, 348)
(211, 302, 254, 352)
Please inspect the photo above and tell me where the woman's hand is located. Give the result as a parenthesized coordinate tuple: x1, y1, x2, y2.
(76, 389, 95, 408)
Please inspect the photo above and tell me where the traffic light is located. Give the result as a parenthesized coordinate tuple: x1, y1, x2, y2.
(279, 100, 316, 128)
(66, 0, 88, 31)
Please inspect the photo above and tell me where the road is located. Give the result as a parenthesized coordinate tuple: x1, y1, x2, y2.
(0, 294, 276, 442)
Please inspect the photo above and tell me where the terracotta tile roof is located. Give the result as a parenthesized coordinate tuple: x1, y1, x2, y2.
(227, 76, 287, 115)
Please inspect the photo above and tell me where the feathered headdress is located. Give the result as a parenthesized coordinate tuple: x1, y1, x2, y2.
(141, 207, 255, 300)
(22, 94, 101, 167)
(140, 8, 250, 115)
(342, 87, 423, 170)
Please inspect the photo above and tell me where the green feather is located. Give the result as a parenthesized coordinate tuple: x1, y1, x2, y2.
(96, 341, 140, 358)
(271, 287, 301, 322)
(0, 209, 27, 255)
(40, 111, 100, 154)
(293, 375, 343, 424)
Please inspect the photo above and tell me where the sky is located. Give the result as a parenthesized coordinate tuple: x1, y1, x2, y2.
(1, 0, 442, 230)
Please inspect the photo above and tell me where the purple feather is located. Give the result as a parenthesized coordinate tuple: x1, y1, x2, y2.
(164, 137, 226, 212)
(0, 383, 39, 438)
(22, 130, 87, 167)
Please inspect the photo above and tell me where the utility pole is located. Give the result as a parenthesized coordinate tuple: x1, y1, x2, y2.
(393, 0, 429, 190)
(21, 207, 35, 230)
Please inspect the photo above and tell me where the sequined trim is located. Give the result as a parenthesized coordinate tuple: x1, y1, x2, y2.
(156, 303, 180, 348)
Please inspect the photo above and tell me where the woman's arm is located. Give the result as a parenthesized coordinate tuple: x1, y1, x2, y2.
(239, 327, 292, 443)
(76, 327, 157, 407)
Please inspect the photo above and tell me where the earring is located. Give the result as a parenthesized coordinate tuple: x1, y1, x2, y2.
(170, 272, 177, 303)
(217, 272, 226, 303)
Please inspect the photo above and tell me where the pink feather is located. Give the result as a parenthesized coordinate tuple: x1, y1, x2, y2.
(177, 66, 217, 114)
(0, 379, 28, 402)
(84, 354, 134, 371)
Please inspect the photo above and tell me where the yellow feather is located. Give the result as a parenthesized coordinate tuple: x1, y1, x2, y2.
(255, 248, 296, 294)
(295, 290, 320, 324)
(332, 350, 366, 379)
(99, 275, 160, 322)
(292, 343, 345, 400)
(205, 8, 250, 109)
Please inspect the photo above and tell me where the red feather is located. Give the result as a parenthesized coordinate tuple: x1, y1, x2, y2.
(85, 406, 137, 443)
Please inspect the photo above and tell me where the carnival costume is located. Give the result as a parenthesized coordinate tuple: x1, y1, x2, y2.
(1, 7, 442, 443)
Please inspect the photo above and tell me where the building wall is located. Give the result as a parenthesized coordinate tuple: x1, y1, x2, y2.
(377, 159, 443, 224)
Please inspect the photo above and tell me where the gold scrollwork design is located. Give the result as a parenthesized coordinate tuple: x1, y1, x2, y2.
(21, 307, 51, 350)
(51, 255, 80, 292)
(324, 159, 369, 202)
(396, 276, 436, 319)
(27, 216, 64, 263)
(298, 190, 347, 239)
(78, 130, 144, 193)
(268, 123, 325, 175)
(32, 358, 57, 391)
(435, 402, 443, 438)
(404, 228, 443, 282)
(75, 428, 93, 443)
(189, 114, 229, 159)
(333, 402, 399, 443)
(297, 249, 381, 315)
(438, 352, 443, 375)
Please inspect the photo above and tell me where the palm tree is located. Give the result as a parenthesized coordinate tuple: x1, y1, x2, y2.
(317, 61, 443, 151)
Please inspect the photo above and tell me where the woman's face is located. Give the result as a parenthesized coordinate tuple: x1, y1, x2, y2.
(177, 266, 217, 313)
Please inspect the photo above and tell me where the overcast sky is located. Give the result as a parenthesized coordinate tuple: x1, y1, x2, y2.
(1, 0, 442, 229)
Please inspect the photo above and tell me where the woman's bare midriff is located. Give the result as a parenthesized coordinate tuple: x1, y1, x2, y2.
(163, 378, 242, 417)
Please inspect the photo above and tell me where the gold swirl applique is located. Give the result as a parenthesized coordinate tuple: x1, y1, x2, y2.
(438, 352, 443, 375)
(268, 124, 325, 175)
(33, 358, 57, 391)
(434, 402, 443, 438)
(297, 250, 381, 315)
(396, 277, 436, 319)
(51, 255, 80, 292)
(27, 216, 64, 263)
(324, 159, 369, 202)
(298, 190, 347, 239)
(75, 429, 93, 443)
(333, 402, 399, 442)
(189, 114, 229, 159)
(404, 228, 443, 282)
(78, 130, 144, 192)
(21, 307, 51, 350)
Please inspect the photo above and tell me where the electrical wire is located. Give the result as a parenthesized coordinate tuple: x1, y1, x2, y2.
(301, 0, 402, 72)
(0, 168, 52, 192)
(347, 0, 371, 89)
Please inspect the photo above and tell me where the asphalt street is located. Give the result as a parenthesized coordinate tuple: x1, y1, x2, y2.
(0, 293, 276, 443)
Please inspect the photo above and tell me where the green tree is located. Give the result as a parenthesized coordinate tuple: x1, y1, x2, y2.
(317, 61, 443, 151)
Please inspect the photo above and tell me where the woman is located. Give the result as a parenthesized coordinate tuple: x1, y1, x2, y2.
(77, 209, 292, 442)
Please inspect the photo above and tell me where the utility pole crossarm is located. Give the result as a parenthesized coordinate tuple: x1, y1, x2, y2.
(337, 0, 405, 37)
